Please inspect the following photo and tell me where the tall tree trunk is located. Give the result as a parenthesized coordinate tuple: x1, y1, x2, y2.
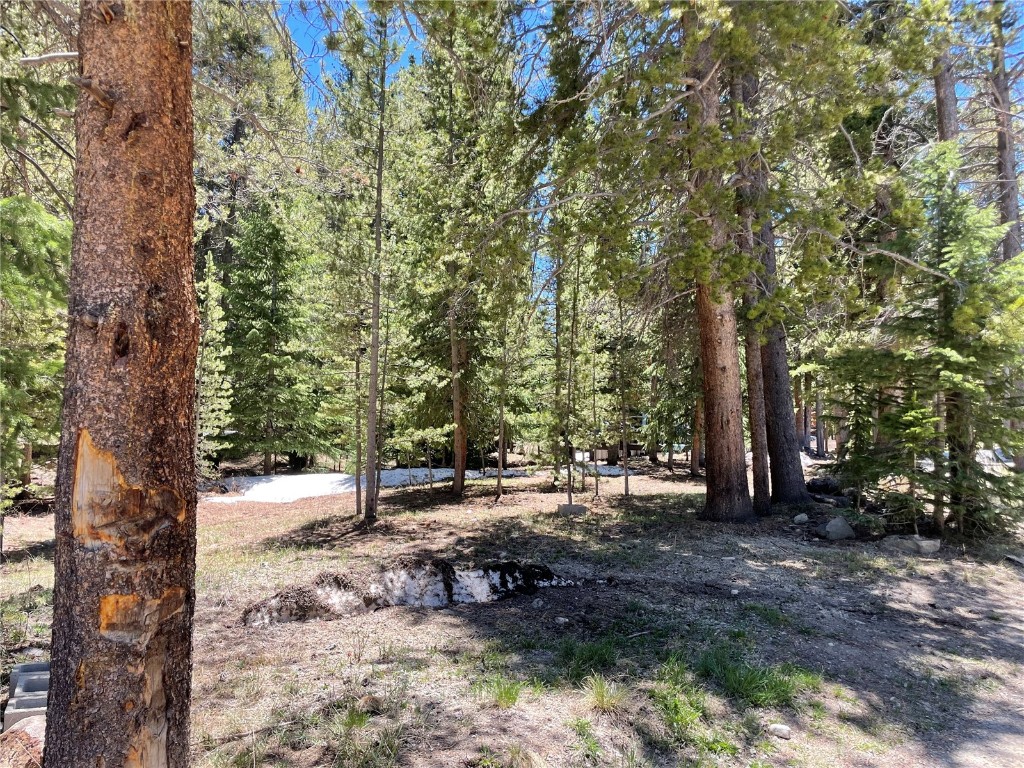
(743, 295, 771, 516)
(734, 67, 809, 506)
(20, 442, 33, 487)
(690, 29, 752, 521)
(802, 372, 813, 451)
(355, 351, 362, 521)
(691, 395, 703, 478)
(815, 390, 825, 458)
(733, 73, 771, 516)
(618, 296, 629, 497)
(450, 303, 467, 495)
(45, 3, 198, 765)
(934, 49, 974, 521)
(990, 2, 1021, 263)
(364, 17, 388, 522)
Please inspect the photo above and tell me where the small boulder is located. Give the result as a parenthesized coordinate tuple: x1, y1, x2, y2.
(0, 715, 45, 768)
(767, 723, 792, 740)
(792, 513, 809, 524)
(880, 535, 941, 556)
(815, 516, 855, 541)
(531, 598, 544, 609)
(554, 616, 569, 626)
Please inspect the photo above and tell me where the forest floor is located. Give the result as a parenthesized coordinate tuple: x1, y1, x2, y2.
(2, 465, 1024, 768)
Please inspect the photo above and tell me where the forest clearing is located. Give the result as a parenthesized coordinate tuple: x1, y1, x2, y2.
(2, 0, 1024, 766)
(4, 466, 1024, 767)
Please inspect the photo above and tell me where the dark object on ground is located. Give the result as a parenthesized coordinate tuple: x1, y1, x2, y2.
(242, 558, 573, 627)
(807, 476, 841, 495)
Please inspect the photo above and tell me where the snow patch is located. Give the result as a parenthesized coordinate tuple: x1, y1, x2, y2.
(208, 467, 529, 504)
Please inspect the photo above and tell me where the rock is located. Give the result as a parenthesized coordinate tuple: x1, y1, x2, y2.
(880, 535, 941, 556)
(793, 513, 809, 524)
(0, 715, 45, 768)
(815, 516, 855, 541)
(1005, 555, 1024, 569)
(556, 503, 588, 516)
(807, 476, 841, 495)
(531, 598, 544, 609)
(356, 694, 384, 715)
(555, 616, 569, 626)
(767, 723, 792, 740)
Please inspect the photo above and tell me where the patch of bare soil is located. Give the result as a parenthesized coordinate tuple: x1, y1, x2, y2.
(3, 465, 1023, 768)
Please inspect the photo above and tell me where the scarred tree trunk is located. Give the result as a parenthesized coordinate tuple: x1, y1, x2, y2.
(45, 3, 198, 766)
(690, 29, 752, 522)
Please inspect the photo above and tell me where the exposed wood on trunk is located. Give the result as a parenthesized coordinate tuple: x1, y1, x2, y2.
(45, 3, 198, 765)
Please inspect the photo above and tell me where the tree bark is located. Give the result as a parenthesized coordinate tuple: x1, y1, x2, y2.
(45, 3, 198, 766)
(990, 2, 1021, 263)
(743, 296, 771, 516)
(364, 16, 388, 522)
(449, 302, 467, 495)
(690, 29, 752, 521)
(20, 442, 33, 487)
(802, 372, 813, 451)
(815, 390, 825, 458)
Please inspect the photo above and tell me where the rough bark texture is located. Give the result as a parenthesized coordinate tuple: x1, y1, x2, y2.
(45, 3, 198, 767)
(934, 52, 959, 150)
(729, 69, 810, 506)
(690, 31, 751, 522)
(990, 2, 1021, 264)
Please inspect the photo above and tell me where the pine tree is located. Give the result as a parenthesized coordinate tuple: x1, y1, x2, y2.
(195, 251, 232, 478)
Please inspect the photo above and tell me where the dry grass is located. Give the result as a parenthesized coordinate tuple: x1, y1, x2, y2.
(3, 467, 1024, 768)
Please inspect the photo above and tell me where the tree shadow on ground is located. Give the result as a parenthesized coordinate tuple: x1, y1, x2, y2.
(246, 485, 1024, 767)
(0, 538, 54, 565)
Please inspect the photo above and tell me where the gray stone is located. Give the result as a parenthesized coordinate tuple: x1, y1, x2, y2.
(556, 503, 589, 516)
(555, 616, 569, 626)
(767, 723, 792, 740)
(793, 513, 809, 524)
(2, 694, 47, 732)
(532, 598, 544, 609)
(880, 535, 941, 556)
(824, 516, 856, 541)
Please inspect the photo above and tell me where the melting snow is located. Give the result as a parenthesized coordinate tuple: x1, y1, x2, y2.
(207, 467, 529, 504)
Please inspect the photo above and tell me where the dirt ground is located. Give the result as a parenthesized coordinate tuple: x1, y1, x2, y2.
(3, 466, 1023, 768)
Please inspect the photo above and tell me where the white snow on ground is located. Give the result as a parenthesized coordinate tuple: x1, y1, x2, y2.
(559, 462, 625, 478)
(207, 467, 530, 504)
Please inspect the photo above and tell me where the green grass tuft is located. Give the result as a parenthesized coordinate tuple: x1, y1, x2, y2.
(696, 644, 821, 707)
